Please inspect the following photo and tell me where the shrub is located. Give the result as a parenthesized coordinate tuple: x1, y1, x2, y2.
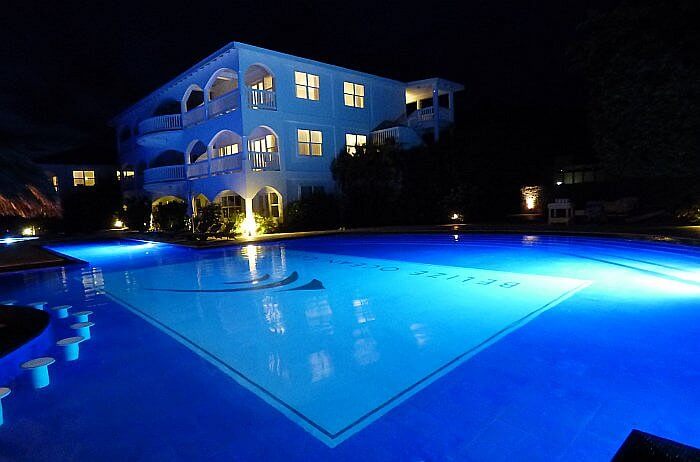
(152, 201, 187, 232)
(120, 195, 151, 232)
(282, 192, 340, 231)
(192, 204, 222, 237)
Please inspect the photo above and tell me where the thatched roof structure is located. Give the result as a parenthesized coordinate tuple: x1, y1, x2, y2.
(0, 152, 61, 218)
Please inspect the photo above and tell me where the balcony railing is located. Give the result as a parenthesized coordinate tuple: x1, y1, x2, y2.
(208, 91, 240, 118)
(248, 151, 280, 171)
(211, 154, 242, 174)
(187, 161, 209, 178)
(182, 105, 206, 127)
(407, 106, 454, 126)
(143, 165, 185, 184)
(371, 127, 401, 146)
(137, 114, 182, 136)
(247, 89, 277, 110)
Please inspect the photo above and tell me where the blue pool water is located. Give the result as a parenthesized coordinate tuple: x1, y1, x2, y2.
(0, 234, 699, 461)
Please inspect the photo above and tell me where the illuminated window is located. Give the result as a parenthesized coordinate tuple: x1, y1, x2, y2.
(248, 134, 278, 153)
(250, 75, 274, 91)
(345, 133, 367, 155)
(51, 175, 58, 192)
(219, 194, 243, 219)
(295, 71, 320, 100)
(216, 144, 240, 157)
(73, 170, 95, 187)
(116, 170, 134, 181)
(343, 81, 365, 108)
(297, 129, 323, 156)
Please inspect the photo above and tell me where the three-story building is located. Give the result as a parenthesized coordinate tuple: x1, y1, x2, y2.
(111, 42, 462, 228)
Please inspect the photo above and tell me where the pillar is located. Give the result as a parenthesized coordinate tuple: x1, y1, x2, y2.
(432, 86, 440, 142)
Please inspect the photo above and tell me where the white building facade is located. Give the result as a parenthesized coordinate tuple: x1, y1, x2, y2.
(112, 42, 462, 224)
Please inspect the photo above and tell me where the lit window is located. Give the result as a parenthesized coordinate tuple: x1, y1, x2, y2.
(248, 134, 278, 153)
(297, 129, 323, 156)
(343, 81, 365, 108)
(345, 133, 367, 155)
(251, 74, 273, 91)
(219, 194, 243, 219)
(295, 71, 320, 100)
(117, 170, 134, 181)
(73, 170, 95, 187)
(216, 144, 240, 157)
(51, 175, 58, 192)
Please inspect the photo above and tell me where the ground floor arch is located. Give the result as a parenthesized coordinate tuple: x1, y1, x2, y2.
(252, 186, 282, 221)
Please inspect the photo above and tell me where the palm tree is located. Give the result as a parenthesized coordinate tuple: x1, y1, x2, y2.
(0, 151, 61, 218)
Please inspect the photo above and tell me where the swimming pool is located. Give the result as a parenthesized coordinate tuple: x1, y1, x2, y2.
(1, 234, 699, 460)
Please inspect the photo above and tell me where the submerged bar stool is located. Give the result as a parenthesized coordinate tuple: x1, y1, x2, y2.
(0, 300, 17, 306)
(72, 310, 93, 323)
(21, 357, 55, 389)
(56, 336, 85, 361)
(51, 305, 71, 319)
(70, 321, 94, 340)
(27, 301, 47, 310)
(0, 387, 10, 426)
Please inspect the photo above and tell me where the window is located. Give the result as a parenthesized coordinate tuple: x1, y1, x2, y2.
(216, 144, 240, 157)
(248, 134, 277, 153)
(300, 185, 325, 200)
(297, 129, 323, 156)
(116, 170, 134, 181)
(51, 176, 58, 192)
(343, 81, 365, 108)
(220, 194, 243, 219)
(73, 170, 95, 187)
(250, 75, 273, 91)
(269, 192, 280, 218)
(295, 71, 320, 100)
(345, 133, 367, 155)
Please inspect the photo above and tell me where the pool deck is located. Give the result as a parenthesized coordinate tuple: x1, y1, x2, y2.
(2, 223, 699, 272)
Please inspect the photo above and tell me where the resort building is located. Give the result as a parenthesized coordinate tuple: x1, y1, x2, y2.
(111, 42, 463, 225)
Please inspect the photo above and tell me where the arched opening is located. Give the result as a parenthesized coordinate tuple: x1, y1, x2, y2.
(248, 126, 280, 171)
(209, 130, 242, 158)
(214, 190, 245, 220)
(152, 195, 185, 207)
(149, 150, 185, 168)
(186, 140, 208, 164)
(182, 84, 205, 112)
(252, 186, 282, 221)
(152, 99, 181, 116)
(192, 193, 210, 216)
(206, 69, 238, 101)
(244, 64, 274, 90)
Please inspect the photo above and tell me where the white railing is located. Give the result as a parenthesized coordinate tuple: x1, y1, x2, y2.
(208, 91, 240, 117)
(143, 165, 185, 184)
(371, 127, 401, 146)
(137, 114, 182, 135)
(211, 154, 242, 174)
(187, 161, 209, 178)
(182, 105, 206, 127)
(408, 106, 454, 126)
(247, 89, 277, 110)
(248, 151, 280, 171)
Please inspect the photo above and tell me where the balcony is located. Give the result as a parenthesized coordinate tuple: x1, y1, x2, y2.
(143, 165, 185, 184)
(187, 161, 209, 178)
(182, 105, 206, 127)
(136, 114, 182, 147)
(407, 106, 454, 126)
(249, 151, 280, 171)
(208, 91, 240, 118)
(247, 89, 277, 111)
(371, 126, 423, 149)
(211, 154, 242, 174)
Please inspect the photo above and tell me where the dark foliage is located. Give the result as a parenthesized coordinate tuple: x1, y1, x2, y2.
(61, 181, 121, 232)
(192, 203, 222, 238)
(281, 192, 341, 232)
(120, 195, 151, 232)
(152, 201, 187, 232)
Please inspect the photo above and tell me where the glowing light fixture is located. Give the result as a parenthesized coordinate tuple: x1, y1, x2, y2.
(449, 212, 462, 221)
(242, 216, 257, 237)
(113, 219, 124, 229)
(556, 181, 563, 186)
(21, 227, 35, 237)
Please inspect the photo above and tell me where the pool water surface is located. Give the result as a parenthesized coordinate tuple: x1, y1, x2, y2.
(0, 234, 699, 461)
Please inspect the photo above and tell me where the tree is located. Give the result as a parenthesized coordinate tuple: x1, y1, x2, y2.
(0, 151, 60, 218)
(574, 0, 700, 181)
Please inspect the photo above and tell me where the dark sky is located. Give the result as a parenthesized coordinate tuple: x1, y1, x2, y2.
(0, 0, 617, 159)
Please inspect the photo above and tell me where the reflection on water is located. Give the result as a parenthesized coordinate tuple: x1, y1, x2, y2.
(309, 350, 333, 383)
(352, 298, 375, 324)
(304, 295, 334, 335)
(353, 327, 379, 366)
(262, 295, 285, 335)
(410, 323, 429, 347)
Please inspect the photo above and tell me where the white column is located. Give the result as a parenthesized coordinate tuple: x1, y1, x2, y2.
(432, 86, 440, 141)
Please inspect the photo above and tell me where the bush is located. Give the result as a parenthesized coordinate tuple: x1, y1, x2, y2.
(120, 195, 151, 232)
(676, 202, 700, 224)
(152, 201, 187, 232)
(282, 192, 340, 231)
(192, 204, 222, 237)
(61, 182, 122, 232)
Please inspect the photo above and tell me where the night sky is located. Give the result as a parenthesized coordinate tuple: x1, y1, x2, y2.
(1, 0, 618, 161)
